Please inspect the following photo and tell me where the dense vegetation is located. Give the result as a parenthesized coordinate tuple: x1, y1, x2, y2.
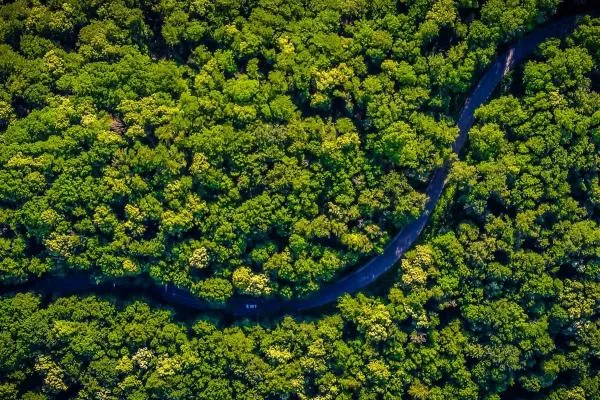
(0, 0, 564, 301)
(1, 6, 598, 398)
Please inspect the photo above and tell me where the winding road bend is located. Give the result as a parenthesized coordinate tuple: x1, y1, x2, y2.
(1, 14, 589, 317)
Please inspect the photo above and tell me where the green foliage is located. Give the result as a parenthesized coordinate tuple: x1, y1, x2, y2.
(1, 5, 598, 400)
(0, 0, 558, 298)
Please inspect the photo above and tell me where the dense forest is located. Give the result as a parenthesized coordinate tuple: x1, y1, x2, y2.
(1, 0, 599, 399)
(0, 0, 565, 300)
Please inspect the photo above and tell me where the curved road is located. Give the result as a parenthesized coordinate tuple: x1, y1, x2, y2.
(1, 14, 587, 317)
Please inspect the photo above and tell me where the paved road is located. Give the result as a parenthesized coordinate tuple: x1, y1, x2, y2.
(1, 14, 586, 317)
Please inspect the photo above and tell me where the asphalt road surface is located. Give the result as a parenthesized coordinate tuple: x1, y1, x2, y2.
(1, 14, 585, 317)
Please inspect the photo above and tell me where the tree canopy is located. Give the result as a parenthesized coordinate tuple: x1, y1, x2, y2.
(0, 0, 563, 300)
(0, 1, 599, 399)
